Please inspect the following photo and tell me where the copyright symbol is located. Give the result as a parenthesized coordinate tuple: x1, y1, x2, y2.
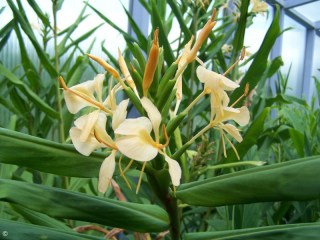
(2, 231, 8, 237)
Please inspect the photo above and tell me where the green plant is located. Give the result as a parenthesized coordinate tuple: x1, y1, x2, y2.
(0, 1, 319, 239)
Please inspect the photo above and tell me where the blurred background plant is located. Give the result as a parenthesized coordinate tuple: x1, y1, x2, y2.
(0, 0, 319, 239)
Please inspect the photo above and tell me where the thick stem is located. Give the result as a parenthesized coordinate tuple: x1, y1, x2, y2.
(147, 172, 180, 240)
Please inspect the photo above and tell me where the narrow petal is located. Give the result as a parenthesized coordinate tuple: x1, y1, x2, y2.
(64, 79, 97, 114)
(76, 110, 100, 142)
(69, 127, 102, 156)
(98, 150, 116, 193)
(164, 155, 182, 186)
(112, 99, 129, 130)
(196, 66, 219, 89)
(64, 91, 95, 114)
(94, 74, 105, 103)
(115, 135, 158, 161)
(114, 117, 152, 136)
(218, 75, 240, 91)
(221, 124, 243, 142)
(141, 97, 161, 140)
(222, 106, 250, 126)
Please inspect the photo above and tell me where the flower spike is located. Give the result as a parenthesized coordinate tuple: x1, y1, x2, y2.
(143, 29, 159, 97)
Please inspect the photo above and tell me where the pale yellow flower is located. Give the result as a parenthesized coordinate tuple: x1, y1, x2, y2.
(212, 106, 250, 159)
(196, 66, 240, 119)
(115, 97, 182, 186)
(62, 74, 108, 114)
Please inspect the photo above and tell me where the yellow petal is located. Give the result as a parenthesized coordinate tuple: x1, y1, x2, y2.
(69, 127, 103, 156)
(141, 97, 161, 140)
(112, 99, 129, 130)
(196, 66, 239, 91)
(73, 110, 100, 142)
(164, 155, 182, 186)
(94, 74, 104, 103)
(222, 106, 250, 126)
(115, 117, 152, 136)
(64, 80, 96, 114)
(98, 150, 116, 193)
(116, 135, 158, 161)
(221, 124, 243, 142)
(218, 75, 239, 91)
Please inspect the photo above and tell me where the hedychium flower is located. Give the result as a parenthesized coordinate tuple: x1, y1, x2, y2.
(114, 97, 182, 189)
(59, 74, 112, 115)
(196, 65, 239, 120)
(70, 99, 130, 193)
(212, 105, 250, 159)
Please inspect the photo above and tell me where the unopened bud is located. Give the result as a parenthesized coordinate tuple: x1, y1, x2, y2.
(142, 29, 159, 96)
(87, 54, 121, 80)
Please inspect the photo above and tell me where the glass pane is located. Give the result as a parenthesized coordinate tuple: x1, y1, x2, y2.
(281, 15, 306, 95)
(293, 0, 320, 23)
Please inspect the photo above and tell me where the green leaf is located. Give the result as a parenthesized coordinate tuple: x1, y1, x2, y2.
(0, 19, 14, 52)
(11, 205, 70, 230)
(0, 128, 104, 178)
(185, 222, 320, 240)
(0, 179, 169, 232)
(6, 0, 57, 78)
(59, 24, 104, 57)
(0, 219, 104, 240)
(26, 0, 51, 28)
(122, 4, 148, 51)
(0, 63, 59, 119)
(87, 3, 136, 43)
(230, 5, 281, 106)
(14, 25, 39, 88)
(167, 0, 192, 40)
(177, 155, 320, 206)
(230, 0, 249, 69)
(150, 0, 175, 65)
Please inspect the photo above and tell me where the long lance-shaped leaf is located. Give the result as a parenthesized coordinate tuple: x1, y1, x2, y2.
(6, 0, 57, 78)
(0, 63, 59, 119)
(0, 128, 104, 178)
(0, 19, 14, 52)
(230, 0, 249, 73)
(11, 205, 71, 231)
(59, 24, 103, 57)
(122, 3, 148, 51)
(0, 179, 169, 232)
(57, 4, 88, 49)
(230, 5, 281, 106)
(151, 0, 175, 65)
(177, 155, 320, 206)
(14, 25, 39, 88)
(0, 218, 106, 240)
(167, 0, 192, 40)
(26, 0, 51, 28)
(185, 222, 320, 240)
(87, 3, 136, 43)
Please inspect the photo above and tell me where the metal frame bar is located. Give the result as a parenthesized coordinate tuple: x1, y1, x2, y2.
(267, 0, 320, 36)
(128, 0, 150, 40)
(300, 28, 315, 102)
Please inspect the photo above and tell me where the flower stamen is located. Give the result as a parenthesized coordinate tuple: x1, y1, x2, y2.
(223, 47, 246, 76)
(136, 162, 147, 194)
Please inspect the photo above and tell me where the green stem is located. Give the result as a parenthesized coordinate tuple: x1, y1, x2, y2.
(172, 123, 212, 160)
(196, 161, 266, 176)
(52, 0, 65, 143)
(147, 173, 180, 240)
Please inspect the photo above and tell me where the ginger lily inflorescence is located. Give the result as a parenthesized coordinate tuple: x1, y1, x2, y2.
(60, 9, 250, 195)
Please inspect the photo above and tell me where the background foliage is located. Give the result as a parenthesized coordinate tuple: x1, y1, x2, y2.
(0, 0, 319, 239)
